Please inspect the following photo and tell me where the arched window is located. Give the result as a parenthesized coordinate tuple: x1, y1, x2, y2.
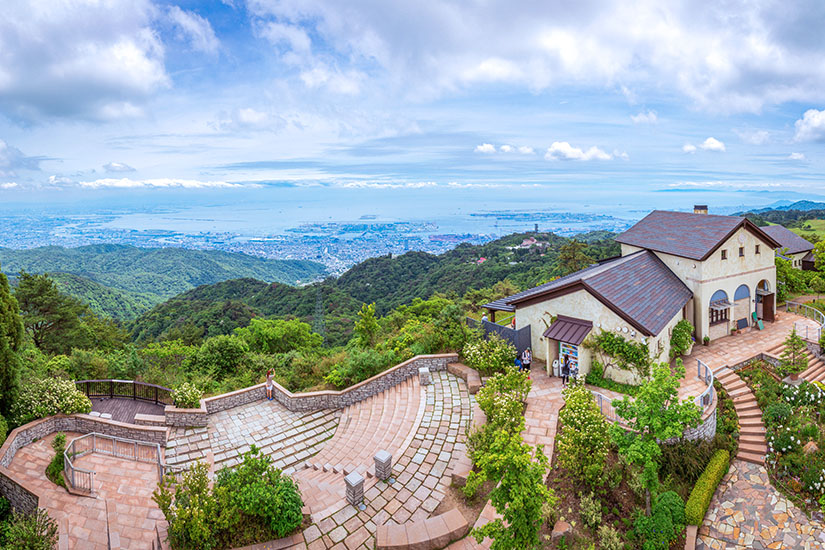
(709, 290, 730, 326)
(734, 284, 750, 301)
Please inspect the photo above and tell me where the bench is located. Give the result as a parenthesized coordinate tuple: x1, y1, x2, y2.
(447, 363, 482, 394)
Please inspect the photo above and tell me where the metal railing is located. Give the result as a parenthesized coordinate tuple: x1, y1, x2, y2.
(695, 359, 715, 413)
(590, 390, 622, 423)
(64, 433, 168, 495)
(74, 380, 173, 405)
(787, 301, 825, 342)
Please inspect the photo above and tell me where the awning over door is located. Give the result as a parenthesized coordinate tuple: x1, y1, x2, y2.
(543, 315, 593, 345)
(709, 299, 733, 311)
(755, 288, 773, 296)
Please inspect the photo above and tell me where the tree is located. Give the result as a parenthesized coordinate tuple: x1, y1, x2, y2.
(14, 271, 89, 355)
(353, 303, 380, 347)
(471, 424, 552, 550)
(811, 275, 825, 301)
(195, 335, 249, 378)
(814, 241, 825, 271)
(556, 239, 592, 276)
(0, 263, 23, 414)
(610, 360, 701, 515)
(778, 328, 808, 378)
(234, 318, 322, 354)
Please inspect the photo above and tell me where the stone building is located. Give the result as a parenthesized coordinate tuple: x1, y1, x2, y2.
(761, 224, 815, 271)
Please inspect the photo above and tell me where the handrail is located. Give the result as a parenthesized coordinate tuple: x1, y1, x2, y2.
(64, 432, 170, 494)
(74, 379, 173, 405)
(589, 389, 622, 424)
(695, 359, 715, 413)
(787, 301, 825, 343)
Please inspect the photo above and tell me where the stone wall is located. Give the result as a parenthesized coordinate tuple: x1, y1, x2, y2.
(0, 470, 38, 514)
(163, 406, 208, 428)
(203, 354, 458, 414)
(682, 407, 717, 442)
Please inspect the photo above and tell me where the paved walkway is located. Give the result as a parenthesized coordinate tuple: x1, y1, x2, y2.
(698, 460, 825, 550)
(7, 432, 162, 550)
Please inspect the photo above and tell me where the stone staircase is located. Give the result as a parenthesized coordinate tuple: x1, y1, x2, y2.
(295, 376, 426, 519)
(714, 367, 766, 465)
(766, 342, 825, 382)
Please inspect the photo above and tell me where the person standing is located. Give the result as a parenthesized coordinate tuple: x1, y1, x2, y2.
(521, 348, 532, 379)
(481, 312, 489, 323)
(510, 317, 516, 330)
(514, 355, 523, 372)
(266, 369, 274, 400)
(561, 354, 570, 386)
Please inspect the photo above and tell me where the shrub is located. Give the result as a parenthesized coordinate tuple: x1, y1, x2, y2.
(541, 489, 559, 526)
(764, 401, 793, 424)
(685, 449, 730, 525)
(655, 491, 686, 531)
(462, 334, 517, 376)
(324, 348, 397, 389)
(633, 507, 673, 550)
(11, 378, 92, 426)
(669, 320, 695, 359)
(579, 492, 601, 529)
(584, 362, 640, 396)
(172, 382, 202, 409)
(597, 525, 622, 550)
(556, 383, 610, 488)
(45, 433, 66, 488)
(195, 335, 249, 379)
(475, 366, 530, 432)
(0, 414, 7, 448)
(658, 438, 730, 486)
(1, 509, 59, 550)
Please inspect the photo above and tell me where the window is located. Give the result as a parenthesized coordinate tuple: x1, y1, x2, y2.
(721, 249, 727, 260)
(755, 244, 761, 254)
(739, 247, 744, 257)
(710, 307, 729, 326)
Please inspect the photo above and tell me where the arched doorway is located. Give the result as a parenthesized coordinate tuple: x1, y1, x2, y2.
(709, 290, 732, 340)
(756, 280, 775, 322)
(734, 284, 750, 327)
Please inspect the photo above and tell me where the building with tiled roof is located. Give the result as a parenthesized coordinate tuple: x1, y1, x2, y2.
(484, 206, 779, 380)
(760, 224, 815, 270)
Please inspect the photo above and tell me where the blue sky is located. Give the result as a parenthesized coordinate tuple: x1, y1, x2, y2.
(1, 0, 825, 211)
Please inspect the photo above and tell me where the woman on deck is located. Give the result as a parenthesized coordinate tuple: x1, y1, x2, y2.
(266, 369, 274, 400)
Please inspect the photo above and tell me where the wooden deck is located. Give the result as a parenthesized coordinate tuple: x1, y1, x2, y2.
(90, 398, 165, 424)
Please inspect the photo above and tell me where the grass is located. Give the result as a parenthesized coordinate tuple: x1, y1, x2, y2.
(791, 218, 825, 240)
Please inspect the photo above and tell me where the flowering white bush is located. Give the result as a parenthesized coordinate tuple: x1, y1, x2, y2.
(475, 367, 530, 432)
(172, 382, 203, 409)
(556, 382, 610, 487)
(462, 334, 517, 376)
(12, 378, 92, 425)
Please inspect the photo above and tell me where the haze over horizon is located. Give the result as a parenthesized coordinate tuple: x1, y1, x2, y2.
(1, 1, 825, 215)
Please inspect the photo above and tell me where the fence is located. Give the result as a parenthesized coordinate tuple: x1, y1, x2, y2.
(787, 301, 825, 343)
(695, 359, 715, 413)
(590, 390, 621, 423)
(466, 318, 532, 355)
(64, 433, 168, 495)
(74, 380, 173, 405)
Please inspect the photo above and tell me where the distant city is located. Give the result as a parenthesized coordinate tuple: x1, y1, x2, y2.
(0, 208, 634, 276)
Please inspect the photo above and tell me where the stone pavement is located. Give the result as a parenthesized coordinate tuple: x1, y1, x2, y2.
(7, 432, 163, 550)
(698, 460, 825, 550)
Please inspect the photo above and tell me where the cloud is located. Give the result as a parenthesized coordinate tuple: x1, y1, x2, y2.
(499, 145, 514, 153)
(518, 146, 535, 155)
(0, 0, 168, 122)
(794, 109, 825, 142)
(103, 162, 136, 173)
(77, 178, 259, 189)
(474, 143, 496, 154)
(545, 142, 611, 161)
(699, 137, 726, 152)
(0, 182, 18, 189)
(167, 7, 220, 55)
(0, 140, 41, 177)
(337, 181, 438, 189)
(245, 0, 825, 112)
(682, 144, 697, 154)
(214, 108, 286, 132)
(630, 110, 657, 124)
(735, 129, 770, 145)
(788, 152, 806, 160)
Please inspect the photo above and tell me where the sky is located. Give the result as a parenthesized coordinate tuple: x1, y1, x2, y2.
(1, 0, 825, 212)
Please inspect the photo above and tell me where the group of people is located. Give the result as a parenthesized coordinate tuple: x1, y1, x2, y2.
(515, 348, 576, 386)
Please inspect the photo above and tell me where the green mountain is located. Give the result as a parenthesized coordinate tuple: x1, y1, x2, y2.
(129, 231, 620, 346)
(0, 244, 325, 319)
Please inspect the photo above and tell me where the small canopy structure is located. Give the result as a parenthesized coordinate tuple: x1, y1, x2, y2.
(542, 315, 593, 345)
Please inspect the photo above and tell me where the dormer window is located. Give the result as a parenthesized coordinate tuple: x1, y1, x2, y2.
(755, 245, 761, 254)
(739, 247, 744, 257)
(721, 250, 727, 260)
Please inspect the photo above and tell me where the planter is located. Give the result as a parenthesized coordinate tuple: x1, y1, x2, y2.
(791, 372, 800, 381)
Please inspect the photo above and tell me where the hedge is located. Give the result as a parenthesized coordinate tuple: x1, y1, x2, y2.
(685, 449, 730, 525)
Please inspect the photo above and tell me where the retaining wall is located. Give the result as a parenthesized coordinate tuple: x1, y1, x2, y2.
(198, 353, 458, 414)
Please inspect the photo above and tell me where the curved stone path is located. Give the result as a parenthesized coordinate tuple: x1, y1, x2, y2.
(698, 459, 825, 550)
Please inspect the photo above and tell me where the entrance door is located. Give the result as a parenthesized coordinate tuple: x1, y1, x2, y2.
(763, 293, 775, 322)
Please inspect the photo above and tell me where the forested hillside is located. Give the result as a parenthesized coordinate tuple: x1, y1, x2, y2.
(129, 232, 620, 346)
(0, 244, 325, 319)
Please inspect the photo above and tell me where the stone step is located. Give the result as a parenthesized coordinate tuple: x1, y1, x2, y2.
(738, 450, 765, 465)
(739, 425, 766, 436)
(738, 410, 763, 420)
(738, 441, 767, 454)
(739, 417, 765, 428)
(740, 434, 766, 446)
(802, 361, 825, 381)
(736, 402, 760, 415)
(724, 378, 747, 393)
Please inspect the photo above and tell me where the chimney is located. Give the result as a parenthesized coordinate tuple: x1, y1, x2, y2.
(694, 205, 708, 215)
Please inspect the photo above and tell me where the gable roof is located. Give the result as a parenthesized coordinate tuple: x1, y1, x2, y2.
(760, 225, 815, 255)
(615, 210, 781, 261)
(484, 250, 692, 336)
